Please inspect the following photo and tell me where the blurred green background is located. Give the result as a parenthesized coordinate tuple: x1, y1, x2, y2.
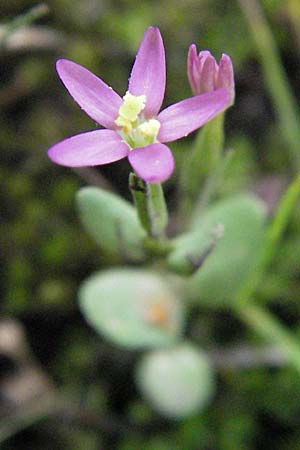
(1, 0, 300, 449)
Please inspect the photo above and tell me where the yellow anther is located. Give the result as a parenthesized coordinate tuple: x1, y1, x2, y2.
(114, 92, 160, 148)
(117, 91, 146, 123)
(115, 116, 133, 133)
(138, 119, 160, 138)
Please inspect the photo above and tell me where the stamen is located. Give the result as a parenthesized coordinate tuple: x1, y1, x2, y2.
(117, 91, 146, 123)
(115, 92, 160, 148)
(115, 116, 133, 133)
(138, 119, 160, 137)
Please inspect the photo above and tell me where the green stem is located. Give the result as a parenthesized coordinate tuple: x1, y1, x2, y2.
(191, 149, 236, 223)
(148, 182, 168, 237)
(0, 4, 49, 47)
(238, 0, 300, 170)
(143, 236, 173, 257)
(182, 1, 300, 375)
(236, 175, 300, 305)
(179, 113, 225, 220)
(129, 173, 168, 239)
(234, 303, 300, 375)
(232, 176, 300, 376)
(129, 174, 150, 234)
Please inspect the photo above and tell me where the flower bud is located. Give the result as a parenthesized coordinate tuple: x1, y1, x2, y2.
(187, 44, 235, 105)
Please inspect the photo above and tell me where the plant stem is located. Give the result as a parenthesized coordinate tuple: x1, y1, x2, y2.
(238, 0, 300, 170)
(210, 344, 285, 369)
(191, 149, 237, 223)
(0, 4, 49, 47)
(232, 176, 300, 376)
(183, 8, 300, 377)
(234, 303, 300, 375)
(179, 113, 225, 220)
(129, 173, 168, 239)
(237, 175, 300, 304)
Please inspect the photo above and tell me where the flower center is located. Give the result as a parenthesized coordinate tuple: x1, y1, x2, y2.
(115, 91, 160, 148)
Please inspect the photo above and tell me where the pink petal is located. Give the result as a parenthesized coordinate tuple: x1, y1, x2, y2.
(48, 129, 129, 167)
(187, 44, 198, 95)
(199, 54, 217, 93)
(56, 59, 122, 129)
(187, 46, 214, 95)
(216, 54, 235, 104)
(128, 144, 174, 183)
(157, 89, 230, 143)
(128, 27, 166, 118)
(198, 51, 213, 66)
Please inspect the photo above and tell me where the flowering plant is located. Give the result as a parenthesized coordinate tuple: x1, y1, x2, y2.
(46, 25, 242, 418)
(45, 23, 300, 423)
(3, 3, 300, 447)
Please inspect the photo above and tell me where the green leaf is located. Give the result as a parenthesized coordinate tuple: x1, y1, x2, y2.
(79, 269, 185, 349)
(135, 343, 214, 419)
(172, 194, 266, 306)
(168, 223, 224, 275)
(76, 187, 146, 262)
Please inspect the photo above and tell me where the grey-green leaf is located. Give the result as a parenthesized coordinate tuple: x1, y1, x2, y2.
(79, 269, 185, 349)
(135, 343, 215, 419)
(170, 194, 266, 306)
(76, 187, 146, 262)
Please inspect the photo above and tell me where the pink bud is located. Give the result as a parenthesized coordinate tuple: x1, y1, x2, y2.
(187, 44, 235, 105)
(187, 44, 200, 95)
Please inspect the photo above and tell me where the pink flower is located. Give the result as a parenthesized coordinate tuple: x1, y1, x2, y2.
(187, 44, 235, 105)
(48, 27, 230, 184)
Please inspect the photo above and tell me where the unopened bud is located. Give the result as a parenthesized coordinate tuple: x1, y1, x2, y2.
(187, 44, 235, 105)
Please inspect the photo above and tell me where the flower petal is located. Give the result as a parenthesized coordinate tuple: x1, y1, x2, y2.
(128, 144, 174, 183)
(56, 59, 122, 129)
(187, 44, 198, 95)
(157, 88, 230, 143)
(199, 54, 217, 93)
(216, 53, 235, 105)
(128, 27, 166, 118)
(48, 129, 129, 167)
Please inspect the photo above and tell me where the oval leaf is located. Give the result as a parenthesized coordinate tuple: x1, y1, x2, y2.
(135, 343, 214, 419)
(79, 268, 185, 349)
(76, 187, 146, 262)
(169, 194, 266, 305)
